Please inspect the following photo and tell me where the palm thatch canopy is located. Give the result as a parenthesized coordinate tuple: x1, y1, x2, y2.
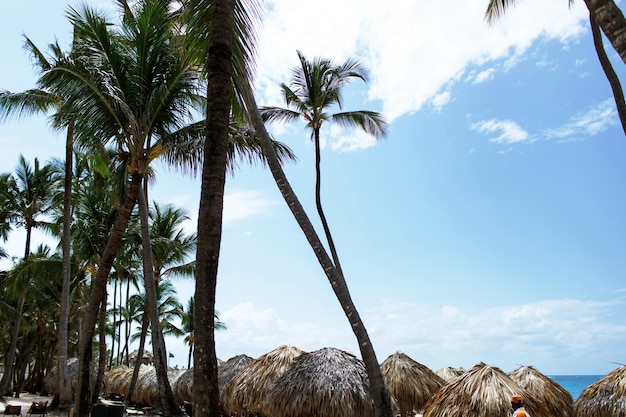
(510, 365, 573, 417)
(221, 345, 305, 416)
(263, 347, 374, 417)
(44, 358, 99, 396)
(125, 349, 154, 366)
(435, 366, 465, 382)
(574, 365, 626, 417)
(424, 362, 534, 417)
(380, 352, 445, 416)
(218, 354, 255, 393)
(172, 354, 255, 405)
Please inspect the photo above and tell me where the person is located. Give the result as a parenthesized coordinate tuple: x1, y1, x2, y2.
(511, 394, 530, 417)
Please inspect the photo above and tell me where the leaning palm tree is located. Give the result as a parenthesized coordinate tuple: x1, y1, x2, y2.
(260, 51, 388, 276)
(485, 0, 626, 134)
(240, 73, 395, 417)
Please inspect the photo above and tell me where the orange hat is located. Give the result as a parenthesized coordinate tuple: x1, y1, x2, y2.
(511, 394, 524, 405)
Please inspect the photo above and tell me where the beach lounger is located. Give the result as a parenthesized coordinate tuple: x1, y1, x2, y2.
(27, 401, 47, 417)
(4, 405, 21, 416)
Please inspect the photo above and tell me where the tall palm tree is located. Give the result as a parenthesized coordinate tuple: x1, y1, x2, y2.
(0, 34, 81, 408)
(181, 0, 262, 416)
(0, 156, 61, 397)
(485, 0, 626, 134)
(260, 51, 387, 275)
(240, 82, 395, 417)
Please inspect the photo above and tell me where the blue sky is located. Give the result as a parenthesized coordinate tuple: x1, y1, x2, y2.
(1, 0, 625, 375)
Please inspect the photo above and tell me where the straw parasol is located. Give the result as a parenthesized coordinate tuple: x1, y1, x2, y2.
(435, 366, 465, 383)
(218, 354, 255, 393)
(172, 354, 255, 405)
(263, 347, 375, 417)
(221, 345, 305, 416)
(424, 362, 533, 417)
(380, 352, 445, 416)
(125, 349, 154, 366)
(44, 358, 99, 397)
(574, 364, 626, 417)
(510, 365, 574, 417)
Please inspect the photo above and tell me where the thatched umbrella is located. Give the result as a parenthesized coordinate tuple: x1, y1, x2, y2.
(44, 358, 98, 397)
(263, 347, 375, 417)
(435, 366, 465, 383)
(125, 349, 154, 366)
(510, 365, 574, 417)
(172, 354, 255, 405)
(574, 365, 626, 417)
(424, 362, 534, 417)
(221, 345, 305, 416)
(218, 354, 255, 393)
(380, 352, 445, 416)
(105, 365, 152, 401)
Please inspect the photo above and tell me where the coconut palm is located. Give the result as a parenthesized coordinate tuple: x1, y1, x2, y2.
(485, 0, 626, 133)
(0, 156, 61, 397)
(260, 51, 388, 275)
(180, 296, 226, 369)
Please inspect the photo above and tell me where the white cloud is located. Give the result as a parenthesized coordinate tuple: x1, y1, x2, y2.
(543, 99, 618, 139)
(255, 0, 589, 123)
(210, 298, 626, 374)
(471, 119, 531, 144)
(223, 190, 279, 225)
(472, 68, 496, 84)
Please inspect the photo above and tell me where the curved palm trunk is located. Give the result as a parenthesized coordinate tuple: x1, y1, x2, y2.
(241, 84, 393, 417)
(590, 12, 626, 133)
(124, 315, 148, 408)
(194, 1, 235, 417)
(136, 187, 180, 416)
(313, 130, 344, 276)
(58, 122, 74, 408)
(584, 0, 626, 64)
(74, 172, 143, 417)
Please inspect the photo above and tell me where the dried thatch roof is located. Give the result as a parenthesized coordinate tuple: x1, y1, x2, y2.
(105, 365, 152, 401)
(435, 366, 465, 383)
(263, 347, 375, 417)
(424, 362, 532, 417)
(172, 354, 255, 405)
(44, 358, 98, 396)
(221, 345, 305, 416)
(574, 365, 626, 417)
(125, 349, 154, 366)
(218, 354, 255, 393)
(510, 365, 574, 417)
(380, 352, 445, 416)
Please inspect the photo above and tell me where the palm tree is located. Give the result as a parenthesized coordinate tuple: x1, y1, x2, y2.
(260, 51, 387, 275)
(0, 34, 82, 408)
(485, 0, 626, 134)
(0, 156, 61, 397)
(240, 82, 395, 417)
(181, 0, 262, 416)
(180, 296, 226, 369)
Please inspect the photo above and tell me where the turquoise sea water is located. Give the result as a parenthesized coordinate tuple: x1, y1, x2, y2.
(549, 375, 604, 400)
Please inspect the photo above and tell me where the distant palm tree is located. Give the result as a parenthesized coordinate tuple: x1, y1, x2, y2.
(180, 296, 226, 369)
(0, 156, 60, 396)
(260, 50, 388, 275)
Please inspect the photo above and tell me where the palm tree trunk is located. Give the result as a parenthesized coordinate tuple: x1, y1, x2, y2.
(93, 289, 108, 404)
(584, 0, 626, 64)
(136, 186, 181, 416)
(194, 1, 235, 416)
(0, 290, 27, 397)
(241, 83, 394, 417)
(124, 315, 149, 408)
(589, 12, 626, 133)
(58, 122, 73, 408)
(74, 172, 143, 417)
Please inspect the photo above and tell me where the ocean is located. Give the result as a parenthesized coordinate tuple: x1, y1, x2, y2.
(549, 375, 604, 400)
